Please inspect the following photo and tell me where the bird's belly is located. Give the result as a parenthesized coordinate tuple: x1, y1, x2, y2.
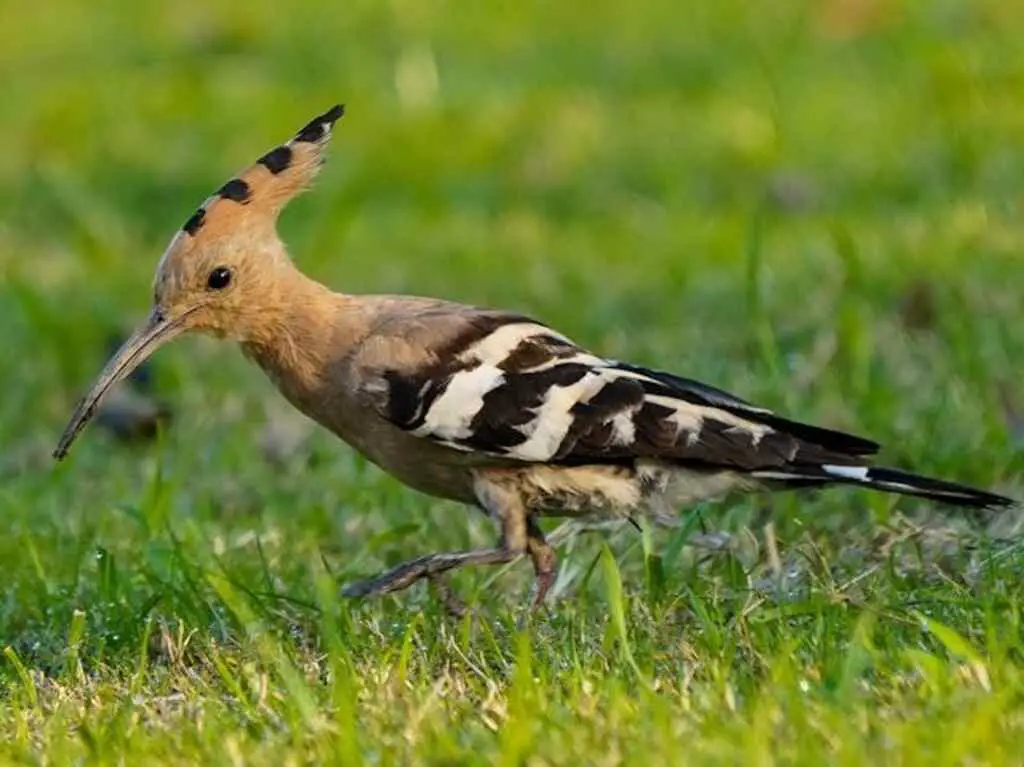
(340, 422, 485, 504)
(331, 411, 517, 504)
(265, 376, 483, 504)
(487, 460, 752, 524)
(499, 464, 644, 520)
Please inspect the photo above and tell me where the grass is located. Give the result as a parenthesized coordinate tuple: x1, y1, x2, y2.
(2, 0, 1024, 762)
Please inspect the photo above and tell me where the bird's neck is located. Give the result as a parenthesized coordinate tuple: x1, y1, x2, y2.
(238, 264, 369, 401)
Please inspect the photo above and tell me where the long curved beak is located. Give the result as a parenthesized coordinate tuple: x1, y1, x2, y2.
(53, 308, 190, 460)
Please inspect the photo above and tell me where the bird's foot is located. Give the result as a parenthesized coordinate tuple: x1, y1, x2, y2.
(341, 571, 471, 620)
(341, 547, 517, 601)
(428, 574, 471, 619)
(528, 561, 556, 611)
(527, 526, 557, 611)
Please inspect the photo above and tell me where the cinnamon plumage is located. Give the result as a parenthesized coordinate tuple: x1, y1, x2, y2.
(54, 105, 1015, 607)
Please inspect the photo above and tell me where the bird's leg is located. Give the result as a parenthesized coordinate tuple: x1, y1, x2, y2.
(341, 477, 529, 600)
(340, 546, 521, 598)
(526, 517, 556, 609)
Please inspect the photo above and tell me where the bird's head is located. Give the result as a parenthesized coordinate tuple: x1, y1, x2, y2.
(53, 104, 345, 460)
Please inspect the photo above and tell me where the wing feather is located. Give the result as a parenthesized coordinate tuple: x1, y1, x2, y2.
(369, 314, 879, 470)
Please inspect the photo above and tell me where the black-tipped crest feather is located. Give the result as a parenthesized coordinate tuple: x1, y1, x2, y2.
(295, 104, 345, 143)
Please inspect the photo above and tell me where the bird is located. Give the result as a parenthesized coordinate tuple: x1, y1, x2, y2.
(53, 104, 1015, 609)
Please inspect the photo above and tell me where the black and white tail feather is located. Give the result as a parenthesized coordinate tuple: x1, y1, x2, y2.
(751, 465, 1009, 509)
(375, 311, 1014, 512)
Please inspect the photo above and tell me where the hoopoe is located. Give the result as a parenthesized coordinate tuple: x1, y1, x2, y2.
(54, 105, 1014, 608)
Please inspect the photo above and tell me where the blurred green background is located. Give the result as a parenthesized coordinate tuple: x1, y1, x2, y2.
(2, 0, 1023, 762)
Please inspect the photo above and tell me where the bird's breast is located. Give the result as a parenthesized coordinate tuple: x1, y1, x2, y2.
(243, 341, 484, 504)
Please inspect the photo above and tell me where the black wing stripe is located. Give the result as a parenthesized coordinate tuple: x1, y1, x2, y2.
(383, 314, 540, 430)
(611, 362, 880, 458)
(460, 363, 593, 453)
(379, 320, 883, 471)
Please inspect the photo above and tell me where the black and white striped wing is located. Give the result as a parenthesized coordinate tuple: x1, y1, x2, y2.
(374, 316, 880, 470)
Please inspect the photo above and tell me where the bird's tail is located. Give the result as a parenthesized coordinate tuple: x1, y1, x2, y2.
(752, 464, 1014, 509)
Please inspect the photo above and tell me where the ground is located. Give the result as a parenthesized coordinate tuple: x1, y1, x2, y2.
(2, 0, 1024, 763)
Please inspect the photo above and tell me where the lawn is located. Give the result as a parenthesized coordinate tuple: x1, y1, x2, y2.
(2, 0, 1024, 763)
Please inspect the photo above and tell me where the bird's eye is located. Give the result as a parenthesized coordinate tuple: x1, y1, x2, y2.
(207, 267, 232, 290)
